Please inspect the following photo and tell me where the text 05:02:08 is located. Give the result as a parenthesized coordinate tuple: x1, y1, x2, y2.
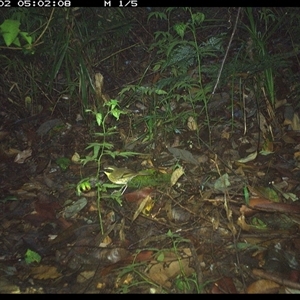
(17, 0, 71, 6)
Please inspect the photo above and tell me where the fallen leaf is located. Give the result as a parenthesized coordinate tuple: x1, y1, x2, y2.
(237, 151, 257, 163)
(77, 270, 95, 283)
(247, 279, 280, 294)
(167, 147, 199, 165)
(132, 195, 154, 221)
(211, 277, 238, 294)
(291, 112, 300, 131)
(249, 197, 300, 214)
(124, 187, 154, 203)
(214, 173, 231, 191)
(71, 152, 81, 163)
(148, 251, 194, 288)
(30, 265, 62, 280)
(63, 197, 87, 218)
(187, 116, 198, 131)
(14, 148, 32, 163)
(170, 166, 184, 186)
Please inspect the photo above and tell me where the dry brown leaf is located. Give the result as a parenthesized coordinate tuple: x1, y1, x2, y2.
(258, 112, 268, 134)
(77, 270, 95, 283)
(132, 195, 154, 221)
(211, 277, 238, 294)
(124, 187, 154, 203)
(247, 279, 280, 294)
(148, 252, 194, 288)
(237, 214, 253, 232)
(170, 166, 184, 186)
(221, 129, 230, 140)
(249, 197, 300, 214)
(30, 265, 62, 280)
(14, 148, 32, 163)
(291, 113, 300, 130)
(187, 116, 198, 131)
(71, 152, 81, 163)
(95, 73, 104, 100)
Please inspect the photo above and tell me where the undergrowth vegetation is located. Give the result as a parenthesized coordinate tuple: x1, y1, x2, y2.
(1, 7, 300, 293)
(1, 7, 299, 133)
(0, 3, 300, 232)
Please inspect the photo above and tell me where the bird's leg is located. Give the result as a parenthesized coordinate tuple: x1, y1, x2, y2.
(120, 184, 128, 195)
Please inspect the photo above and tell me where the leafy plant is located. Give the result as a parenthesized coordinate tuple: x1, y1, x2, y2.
(115, 230, 206, 294)
(0, 8, 135, 115)
(242, 7, 287, 107)
(166, 230, 204, 293)
(119, 7, 226, 145)
(77, 99, 141, 231)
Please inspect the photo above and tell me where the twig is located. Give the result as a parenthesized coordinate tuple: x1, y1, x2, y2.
(212, 7, 241, 95)
(253, 268, 300, 290)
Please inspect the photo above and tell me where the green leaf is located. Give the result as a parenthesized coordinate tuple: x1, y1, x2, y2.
(95, 112, 103, 126)
(0, 19, 20, 46)
(12, 36, 21, 47)
(156, 252, 165, 262)
(191, 12, 205, 25)
(173, 23, 186, 38)
(147, 11, 167, 21)
(106, 99, 119, 110)
(55, 157, 71, 171)
(244, 186, 250, 205)
(25, 249, 41, 264)
(256, 186, 280, 202)
(104, 150, 141, 159)
(251, 217, 267, 229)
(19, 31, 32, 44)
(111, 108, 124, 120)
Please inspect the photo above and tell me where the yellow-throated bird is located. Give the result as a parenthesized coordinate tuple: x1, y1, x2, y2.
(103, 166, 140, 185)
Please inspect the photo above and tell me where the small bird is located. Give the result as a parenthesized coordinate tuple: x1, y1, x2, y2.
(103, 166, 139, 185)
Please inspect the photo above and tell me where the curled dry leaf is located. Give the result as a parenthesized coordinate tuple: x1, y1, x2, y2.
(132, 195, 154, 221)
(170, 166, 184, 186)
(187, 116, 198, 131)
(71, 152, 81, 163)
(14, 148, 32, 163)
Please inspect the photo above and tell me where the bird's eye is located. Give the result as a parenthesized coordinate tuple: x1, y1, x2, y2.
(104, 167, 114, 173)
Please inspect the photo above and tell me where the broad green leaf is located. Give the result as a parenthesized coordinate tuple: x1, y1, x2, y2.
(111, 108, 124, 120)
(192, 12, 205, 25)
(0, 19, 20, 46)
(25, 249, 41, 264)
(173, 23, 186, 38)
(12, 36, 21, 47)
